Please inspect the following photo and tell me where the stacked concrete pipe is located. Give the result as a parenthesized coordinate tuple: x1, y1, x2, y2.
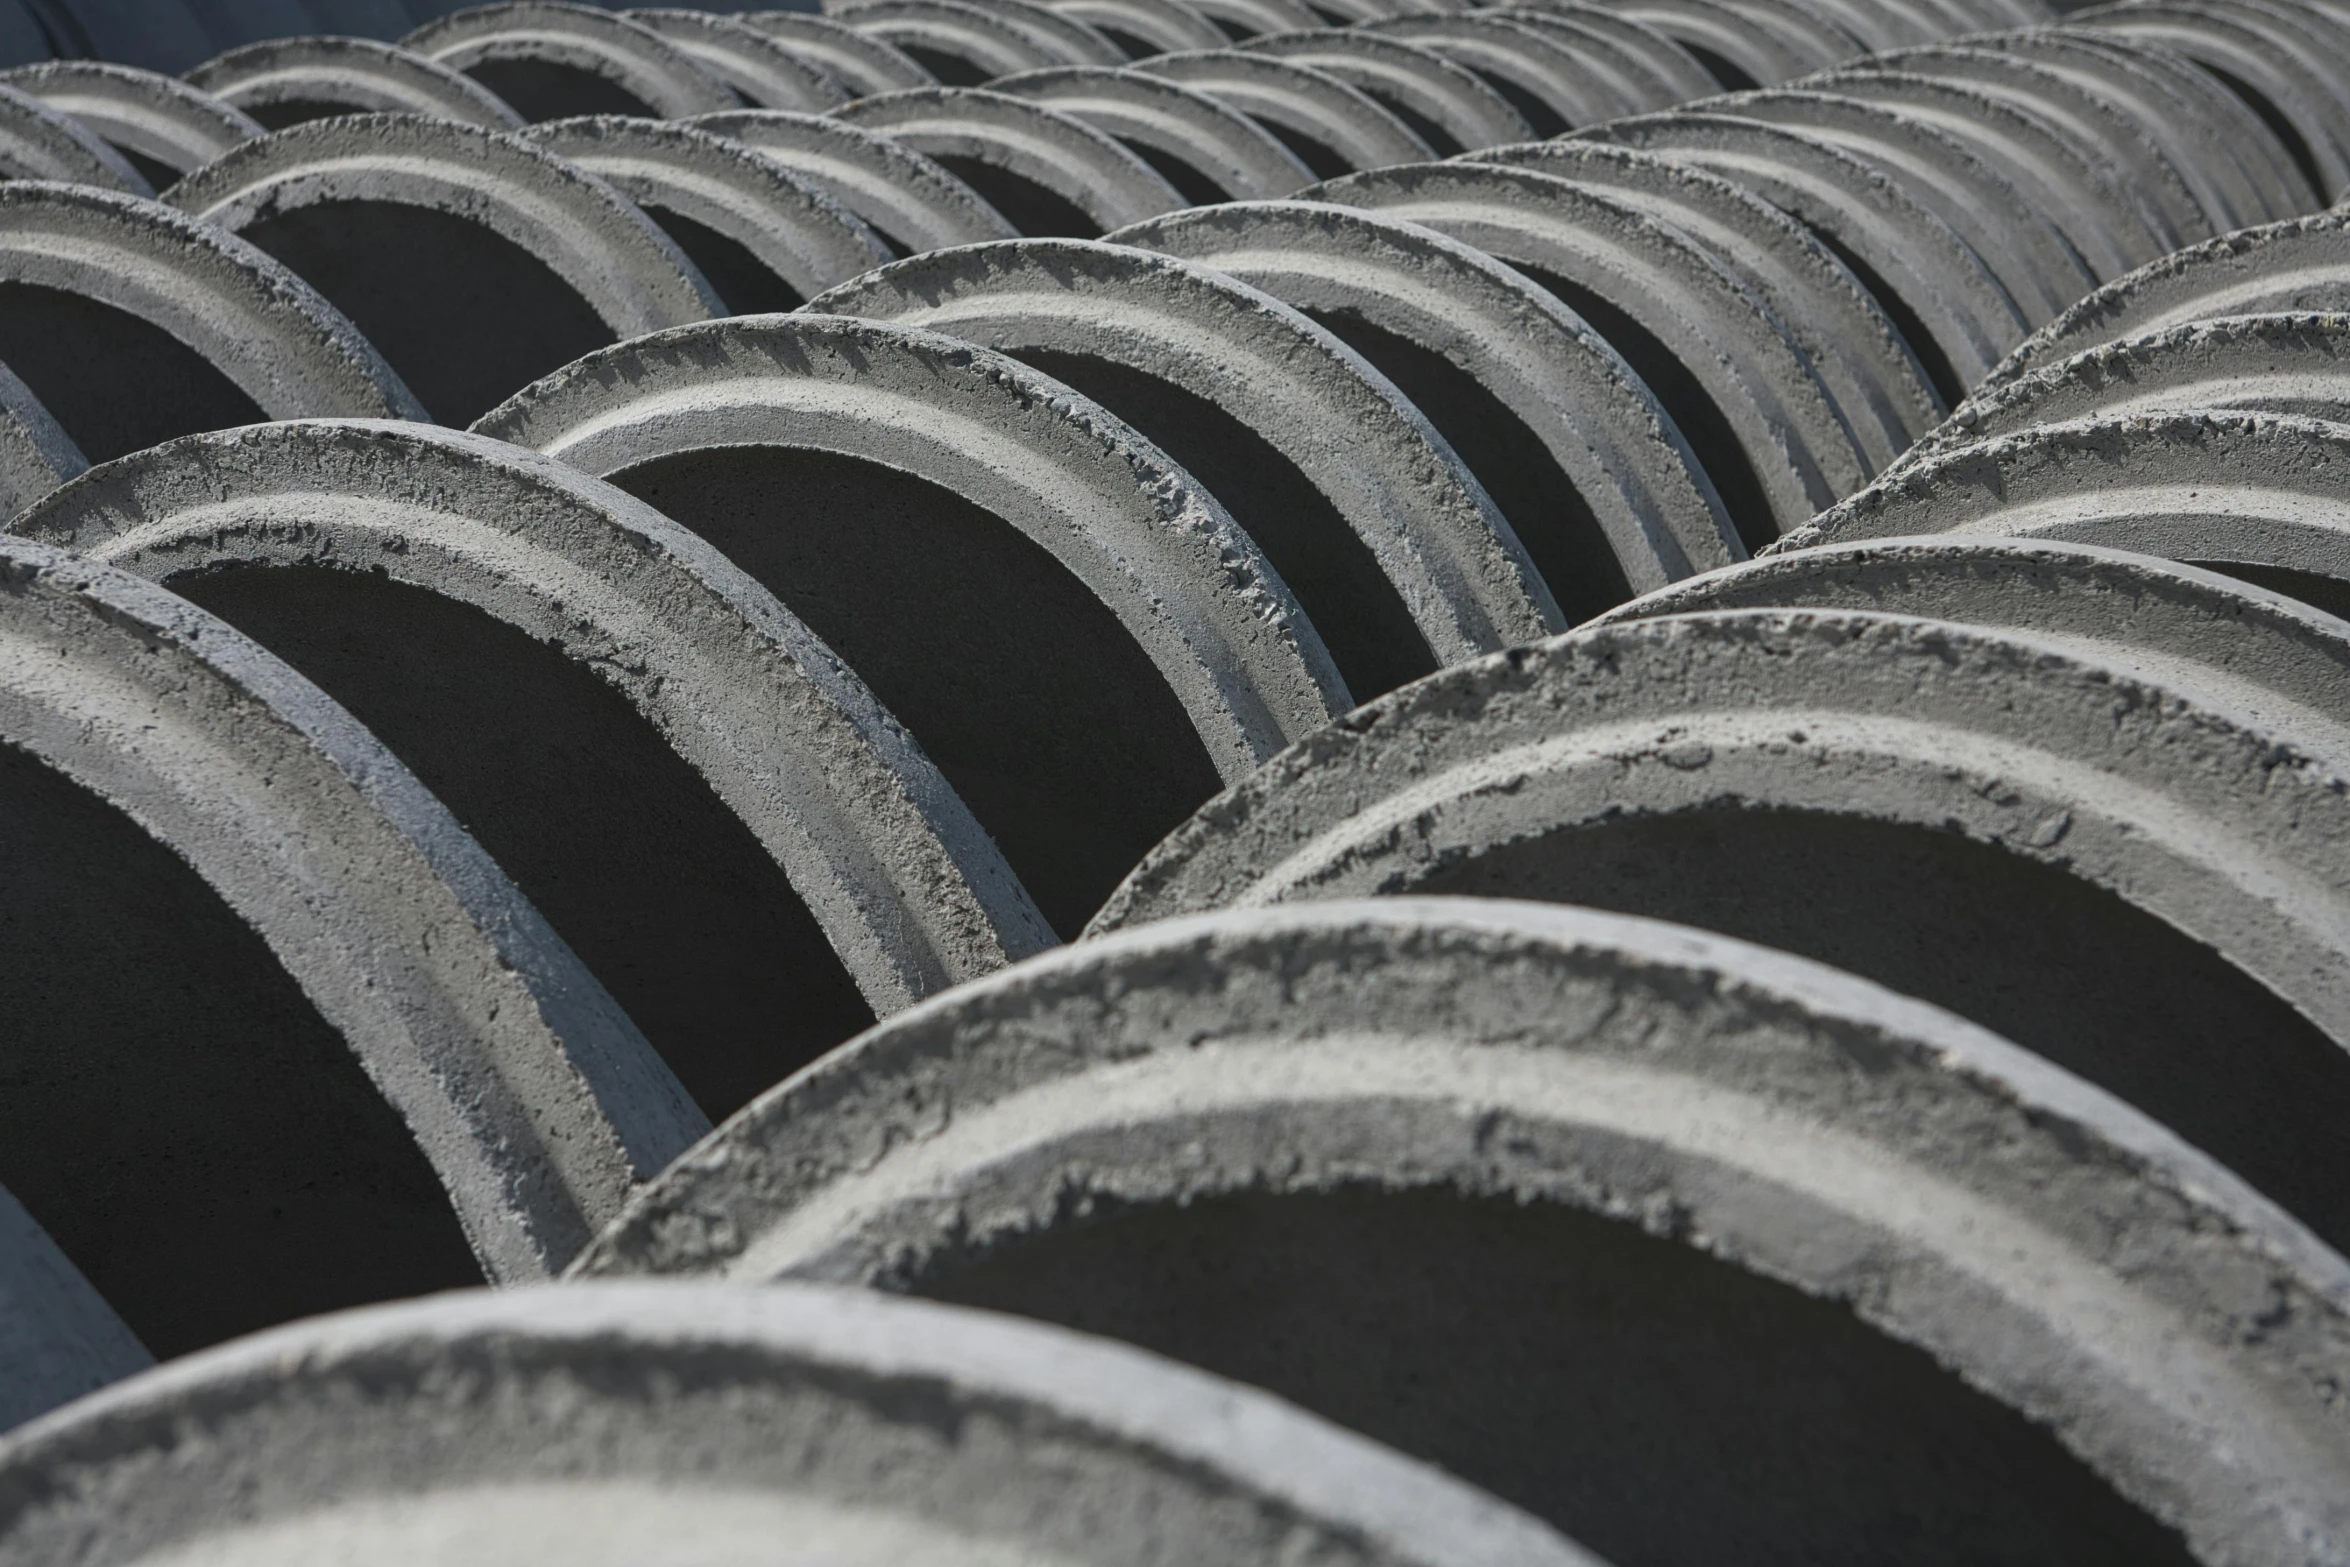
(4, 0, 2350, 1561)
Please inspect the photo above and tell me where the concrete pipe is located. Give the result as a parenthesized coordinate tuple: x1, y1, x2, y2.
(1470, 5, 1721, 113)
(0, 181, 421, 465)
(1088, 602, 2350, 1260)
(474, 312, 1348, 934)
(522, 115, 888, 312)
(734, 9, 937, 95)
(0, 61, 257, 188)
(181, 36, 528, 130)
(1243, 28, 1529, 155)
(0, 1283, 1602, 1567)
(0, 81, 147, 191)
(1182, 0, 1327, 39)
(831, 87, 1182, 237)
(1307, 160, 1868, 549)
(1109, 197, 1741, 613)
(400, 0, 739, 121)
(165, 113, 718, 424)
(0, 359, 80, 517)
(624, 8, 851, 111)
(991, 65, 1315, 204)
(1041, 0, 1231, 59)
(577, 896, 2350, 1567)
(807, 237, 1562, 698)
(1600, 0, 1838, 87)
(824, 0, 1122, 84)
(0, 534, 706, 1360)
(689, 106, 1013, 257)
(1358, 13, 1655, 133)
(12, 417, 1053, 1118)
(1131, 47, 1433, 177)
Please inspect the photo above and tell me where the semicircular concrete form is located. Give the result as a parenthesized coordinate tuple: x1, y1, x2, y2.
(12, 417, 1053, 1119)
(624, 8, 849, 112)
(522, 116, 889, 314)
(1982, 211, 2350, 393)
(810, 237, 1561, 700)
(828, 0, 1125, 84)
(0, 181, 422, 466)
(0, 361, 82, 518)
(165, 114, 718, 426)
(576, 896, 2350, 1567)
(688, 107, 1014, 259)
(0, 61, 258, 189)
(1242, 29, 1530, 157)
(1045, 0, 1229, 59)
(399, 0, 738, 122)
(991, 65, 1314, 205)
(1109, 197, 1738, 616)
(1131, 48, 1432, 178)
(0, 533, 706, 1365)
(1087, 600, 2350, 1264)
(735, 12, 936, 98)
(0, 1284, 1602, 1567)
(476, 312, 1346, 936)
(0, 81, 148, 193)
(831, 86, 1184, 239)
(184, 36, 528, 130)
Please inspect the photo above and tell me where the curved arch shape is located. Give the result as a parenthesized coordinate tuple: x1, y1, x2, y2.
(1470, 138, 1943, 472)
(14, 416, 1053, 1104)
(1360, 13, 1643, 133)
(0, 181, 421, 464)
(831, 87, 1181, 238)
(735, 11, 936, 96)
(624, 9, 848, 112)
(1984, 212, 2350, 392)
(1481, 5, 1719, 113)
(0, 533, 707, 1283)
(0, 360, 80, 519)
(827, 0, 1124, 82)
(0, 61, 256, 188)
(1786, 409, 2350, 615)
(993, 65, 1312, 203)
(1044, 0, 1229, 58)
(1110, 198, 1739, 609)
(1607, 0, 1825, 86)
(522, 116, 887, 314)
(1578, 111, 2025, 402)
(0, 80, 144, 192)
(1132, 48, 1431, 177)
(1183, 0, 1323, 38)
(1310, 160, 1866, 550)
(0, 1284, 1598, 1567)
(580, 896, 2350, 1567)
(689, 107, 1011, 258)
(166, 113, 717, 425)
(474, 312, 1346, 932)
(1242, 29, 1529, 157)
(809, 237, 1560, 696)
(183, 36, 527, 131)
(400, 0, 738, 121)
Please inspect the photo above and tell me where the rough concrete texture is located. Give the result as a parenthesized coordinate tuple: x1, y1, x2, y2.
(1701, 89, 2097, 321)
(1783, 409, 2350, 613)
(183, 36, 529, 130)
(1469, 138, 1944, 469)
(626, 8, 850, 111)
(0, 533, 708, 1288)
(1134, 48, 1431, 178)
(808, 237, 1562, 697)
(1088, 604, 2350, 1257)
(992, 65, 1314, 204)
(576, 897, 2350, 1567)
(1609, 0, 1834, 85)
(1984, 212, 2350, 392)
(738, 9, 938, 95)
(165, 113, 717, 425)
(1181, 0, 1321, 40)
(828, 0, 1123, 82)
(1244, 28, 1530, 156)
(12, 417, 1053, 1110)
(1517, 2, 1727, 103)
(1898, 313, 2350, 472)
(2076, 0, 2350, 203)
(0, 1283, 1600, 1567)
(1109, 197, 1741, 612)
(833, 87, 1184, 238)
(1047, 0, 1228, 59)
(1310, 160, 1867, 550)
(0, 360, 82, 519)
(1362, 13, 1651, 133)
(475, 311, 1346, 933)
(0, 62, 258, 188)
(1580, 110, 2026, 397)
(399, 0, 739, 121)
(0, 1184, 148, 1435)
(0, 182, 422, 464)
(690, 106, 1015, 257)
(0, 81, 148, 193)
(522, 116, 888, 312)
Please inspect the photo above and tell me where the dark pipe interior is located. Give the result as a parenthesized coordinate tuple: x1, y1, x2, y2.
(458, 56, 662, 121)
(639, 202, 803, 315)
(926, 152, 1104, 238)
(0, 281, 265, 462)
(0, 741, 481, 1360)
